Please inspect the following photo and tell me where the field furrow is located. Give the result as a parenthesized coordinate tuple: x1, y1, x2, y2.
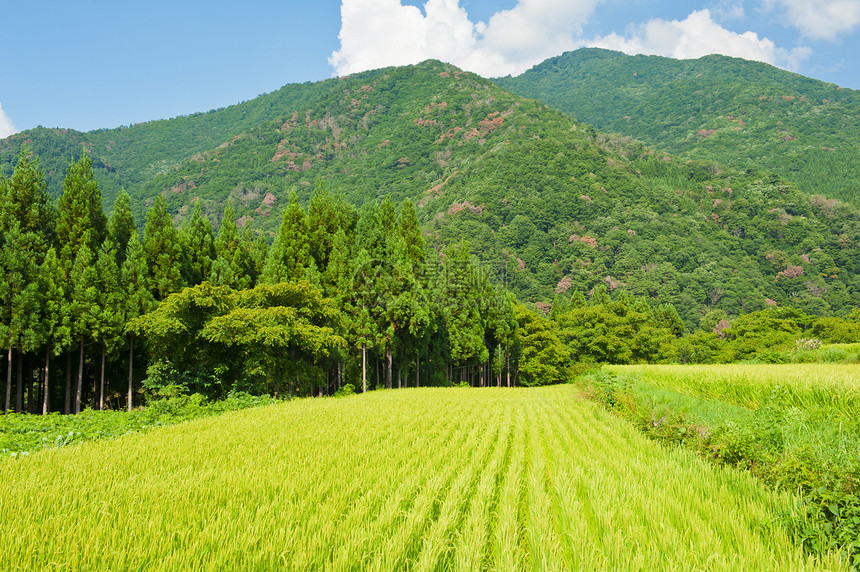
(0, 386, 846, 571)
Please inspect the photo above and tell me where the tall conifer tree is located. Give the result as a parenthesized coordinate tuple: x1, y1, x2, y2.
(69, 241, 99, 413)
(262, 192, 312, 284)
(121, 233, 155, 411)
(95, 240, 124, 409)
(108, 189, 136, 267)
(182, 200, 215, 286)
(143, 195, 183, 300)
(56, 153, 107, 268)
(39, 247, 71, 413)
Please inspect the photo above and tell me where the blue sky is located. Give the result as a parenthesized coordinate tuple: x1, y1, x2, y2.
(1, 0, 858, 137)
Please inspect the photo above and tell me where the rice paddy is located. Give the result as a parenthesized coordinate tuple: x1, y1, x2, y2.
(0, 385, 845, 570)
(608, 363, 860, 418)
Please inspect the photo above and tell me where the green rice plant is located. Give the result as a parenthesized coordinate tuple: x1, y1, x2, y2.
(0, 386, 846, 571)
(609, 364, 860, 419)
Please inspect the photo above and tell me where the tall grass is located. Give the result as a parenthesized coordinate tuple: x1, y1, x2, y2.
(609, 363, 860, 418)
(0, 387, 844, 570)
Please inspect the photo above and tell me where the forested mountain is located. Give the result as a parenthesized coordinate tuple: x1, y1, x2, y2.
(2, 59, 859, 329)
(0, 81, 325, 211)
(495, 48, 860, 205)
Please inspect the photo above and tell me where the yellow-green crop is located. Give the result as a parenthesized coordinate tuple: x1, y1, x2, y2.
(0, 386, 844, 570)
(608, 363, 860, 417)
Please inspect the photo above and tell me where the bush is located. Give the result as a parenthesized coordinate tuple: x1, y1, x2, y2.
(333, 383, 356, 398)
(819, 347, 849, 363)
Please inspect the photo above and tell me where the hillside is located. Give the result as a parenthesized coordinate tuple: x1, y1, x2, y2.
(1, 60, 859, 326)
(495, 48, 860, 204)
(0, 81, 325, 211)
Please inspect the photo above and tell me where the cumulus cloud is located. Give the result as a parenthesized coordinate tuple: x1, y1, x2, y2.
(329, 0, 603, 77)
(0, 101, 16, 139)
(764, 0, 860, 40)
(329, 2, 811, 78)
(589, 9, 810, 70)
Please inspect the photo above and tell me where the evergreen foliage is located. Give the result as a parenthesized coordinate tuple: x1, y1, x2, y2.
(496, 48, 860, 204)
(143, 195, 184, 300)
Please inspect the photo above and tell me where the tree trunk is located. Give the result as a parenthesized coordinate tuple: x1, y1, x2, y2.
(397, 365, 401, 390)
(65, 351, 71, 414)
(361, 345, 367, 393)
(386, 344, 392, 390)
(75, 337, 84, 414)
(415, 354, 420, 389)
(16, 350, 23, 413)
(497, 344, 502, 387)
(506, 345, 511, 388)
(128, 335, 134, 412)
(337, 362, 342, 391)
(26, 355, 33, 413)
(5, 347, 11, 414)
(99, 342, 106, 411)
(26, 355, 33, 412)
(43, 344, 50, 415)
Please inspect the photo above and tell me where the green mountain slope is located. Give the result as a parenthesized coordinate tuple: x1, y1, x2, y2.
(495, 48, 860, 204)
(2, 60, 859, 326)
(0, 81, 324, 209)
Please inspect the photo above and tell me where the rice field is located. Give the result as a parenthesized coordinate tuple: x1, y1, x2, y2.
(0, 386, 844, 570)
(608, 363, 860, 418)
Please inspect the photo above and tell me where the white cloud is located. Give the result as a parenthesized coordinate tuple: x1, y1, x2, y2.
(330, 2, 812, 78)
(0, 101, 16, 139)
(589, 9, 810, 70)
(712, 1, 746, 20)
(329, 0, 603, 77)
(763, 0, 860, 40)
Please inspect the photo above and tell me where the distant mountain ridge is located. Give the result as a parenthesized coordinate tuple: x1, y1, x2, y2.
(495, 48, 860, 204)
(1, 58, 858, 325)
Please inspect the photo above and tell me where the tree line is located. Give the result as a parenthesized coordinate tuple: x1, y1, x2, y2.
(0, 148, 557, 414)
(6, 147, 854, 416)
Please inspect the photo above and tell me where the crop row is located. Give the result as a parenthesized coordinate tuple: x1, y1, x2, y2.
(0, 386, 842, 570)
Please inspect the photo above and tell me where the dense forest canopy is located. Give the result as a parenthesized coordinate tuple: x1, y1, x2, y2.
(2, 60, 858, 328)
(496, 48, 860, 205)
(0, 145, 858, 416)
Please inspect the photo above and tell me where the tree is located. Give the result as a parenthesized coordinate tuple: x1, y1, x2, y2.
(308, 182, 341, 273)
(726, 307, 805, 359)
(182, 200, 215, 287)
(38, 247, 72, 414)
(210, 200, 252, 289)
(438, 241, 488, 384)
(69, 242, 100, 414)
(214, 199, 239, 262)
(131, 282, 236, 399)
(399, 199, 425, 270)
(108, 190, 135, 267)
(2, 146, 55, 240)
(143, 195, 184, 300)
(0, 224, 45, 413)
(513, 303, 569, 386)
(0, 149, 54, 413)
(262, 192, 313, 284)
(56, 153, 107, 268)
(121, 233, 155, 410)
(95, 240, 124, 410)
(202, 282, 345, 397)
